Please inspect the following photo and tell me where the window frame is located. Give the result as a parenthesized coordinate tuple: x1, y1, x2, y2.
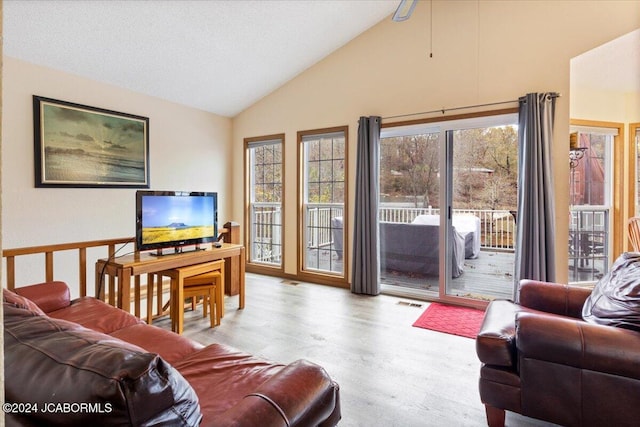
(297, 126, 349, 286)
(570, 119, 625, 259)
(244, 134, 285, 274)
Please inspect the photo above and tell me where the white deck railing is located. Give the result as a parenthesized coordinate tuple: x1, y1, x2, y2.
(250, 203, 609, 283)
(305, 203, 344, 249)
(250, 202, 283, 264)
(250, 204, 516, 264)
(568, 207, 610, 283)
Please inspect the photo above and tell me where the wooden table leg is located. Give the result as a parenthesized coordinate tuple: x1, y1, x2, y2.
(118, 269, 132, 313)
(170, 277, 175, 331)
(134, 276, 141, 318)
(239, 246, 245, 309)
(109, 277, 116, 307)
(218, 263, 225, 318)
(95, 262, 104, 300)
(225, 253, 239, 296)
(147, 273, 155, 324)
(176, 273, 185, 334)
(157, 275, 164, 316)
(176, 277, 184, 334)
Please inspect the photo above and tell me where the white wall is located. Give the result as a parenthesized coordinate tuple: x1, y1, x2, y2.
(232, 0, 640, 282)
(2, 57, 232, 296)
(571, 87, 640, 123)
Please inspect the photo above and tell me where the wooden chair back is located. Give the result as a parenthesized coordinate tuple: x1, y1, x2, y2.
(628, 217, 640, 252)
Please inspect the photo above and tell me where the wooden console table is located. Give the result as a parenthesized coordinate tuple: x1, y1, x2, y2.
(95, 243, 245, 316)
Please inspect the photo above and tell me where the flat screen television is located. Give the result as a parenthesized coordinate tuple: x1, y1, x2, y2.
(136, 190, 218, 254)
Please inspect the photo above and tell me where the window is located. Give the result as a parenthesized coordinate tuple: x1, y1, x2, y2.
(246, 135, 283, 268)
(299, 127, 347, 281)
(568, 125, 616, 284)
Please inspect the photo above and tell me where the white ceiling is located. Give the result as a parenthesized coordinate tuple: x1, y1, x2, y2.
(4, 1, 637, 118)
(571, 28, 640, 93)
(4, 0, 397, 117)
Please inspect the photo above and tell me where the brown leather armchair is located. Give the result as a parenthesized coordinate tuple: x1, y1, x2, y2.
(476, 279, 640, 427)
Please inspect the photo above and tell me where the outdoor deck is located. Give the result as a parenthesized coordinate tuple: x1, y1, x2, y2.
(307, 246, 516, 300)
(257, 206, 609, 300)
(382, 249, 515, 300)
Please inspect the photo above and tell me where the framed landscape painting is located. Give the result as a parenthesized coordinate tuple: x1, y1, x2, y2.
(33, 96, 150, 188)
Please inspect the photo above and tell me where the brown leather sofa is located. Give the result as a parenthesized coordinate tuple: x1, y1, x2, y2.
(476, 276, 640, 427)
(4, 281, 341, 426)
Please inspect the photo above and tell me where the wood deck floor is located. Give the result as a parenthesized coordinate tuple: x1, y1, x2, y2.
(383, 250, 516, 300)
(308, 246, 516, 301)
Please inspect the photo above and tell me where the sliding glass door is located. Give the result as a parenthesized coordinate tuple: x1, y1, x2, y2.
(379, 113, 518, 303)
(379, 129, 441, 296)
(445, 123, 518, 300)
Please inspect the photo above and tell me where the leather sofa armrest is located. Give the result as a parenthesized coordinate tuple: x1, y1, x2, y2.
(516, 312, 640, 380)
(204, 395, 288, 427)
(13, 281, 71, 313)
(476, 300, 519, 367)
(518, 279, 591, 318)
(208, 360, 340, 427)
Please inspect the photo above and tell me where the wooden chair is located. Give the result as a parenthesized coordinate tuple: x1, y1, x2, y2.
(181, 267, 226, 324)
(629, 217, 640, 252)
(160, 260, 225, 334)
(176, 273, 221, 331)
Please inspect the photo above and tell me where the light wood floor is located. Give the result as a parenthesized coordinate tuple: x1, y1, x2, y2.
(152, 273, 558, 427)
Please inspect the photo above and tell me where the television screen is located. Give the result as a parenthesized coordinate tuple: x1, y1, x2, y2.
(136, 190, 218, 253)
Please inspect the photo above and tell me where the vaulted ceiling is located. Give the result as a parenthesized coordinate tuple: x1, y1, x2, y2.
(4, 1, 637, 118)
(4, 0, 397, 117)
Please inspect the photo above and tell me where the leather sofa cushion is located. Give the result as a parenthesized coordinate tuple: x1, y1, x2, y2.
(583, 252, 640, 331)
(110, 323, 205, 365)
(4, 304, 202, 426)
(3, 288, 45, 315)
(48, 296, 143, 334)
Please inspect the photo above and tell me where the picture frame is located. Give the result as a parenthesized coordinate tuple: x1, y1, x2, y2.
(33, 95, 150, 188)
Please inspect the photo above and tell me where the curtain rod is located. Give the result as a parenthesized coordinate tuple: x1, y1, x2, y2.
(382, 93, 561, 121)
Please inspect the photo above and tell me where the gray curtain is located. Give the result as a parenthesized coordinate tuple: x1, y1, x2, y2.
(351, 116, 381, 295)
(514, 93, 558, 297)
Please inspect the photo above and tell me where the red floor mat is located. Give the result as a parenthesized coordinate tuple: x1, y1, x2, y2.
(412, 302, 486, 339)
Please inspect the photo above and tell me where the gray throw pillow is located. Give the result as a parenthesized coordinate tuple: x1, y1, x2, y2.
(582, 252, 640, 331)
